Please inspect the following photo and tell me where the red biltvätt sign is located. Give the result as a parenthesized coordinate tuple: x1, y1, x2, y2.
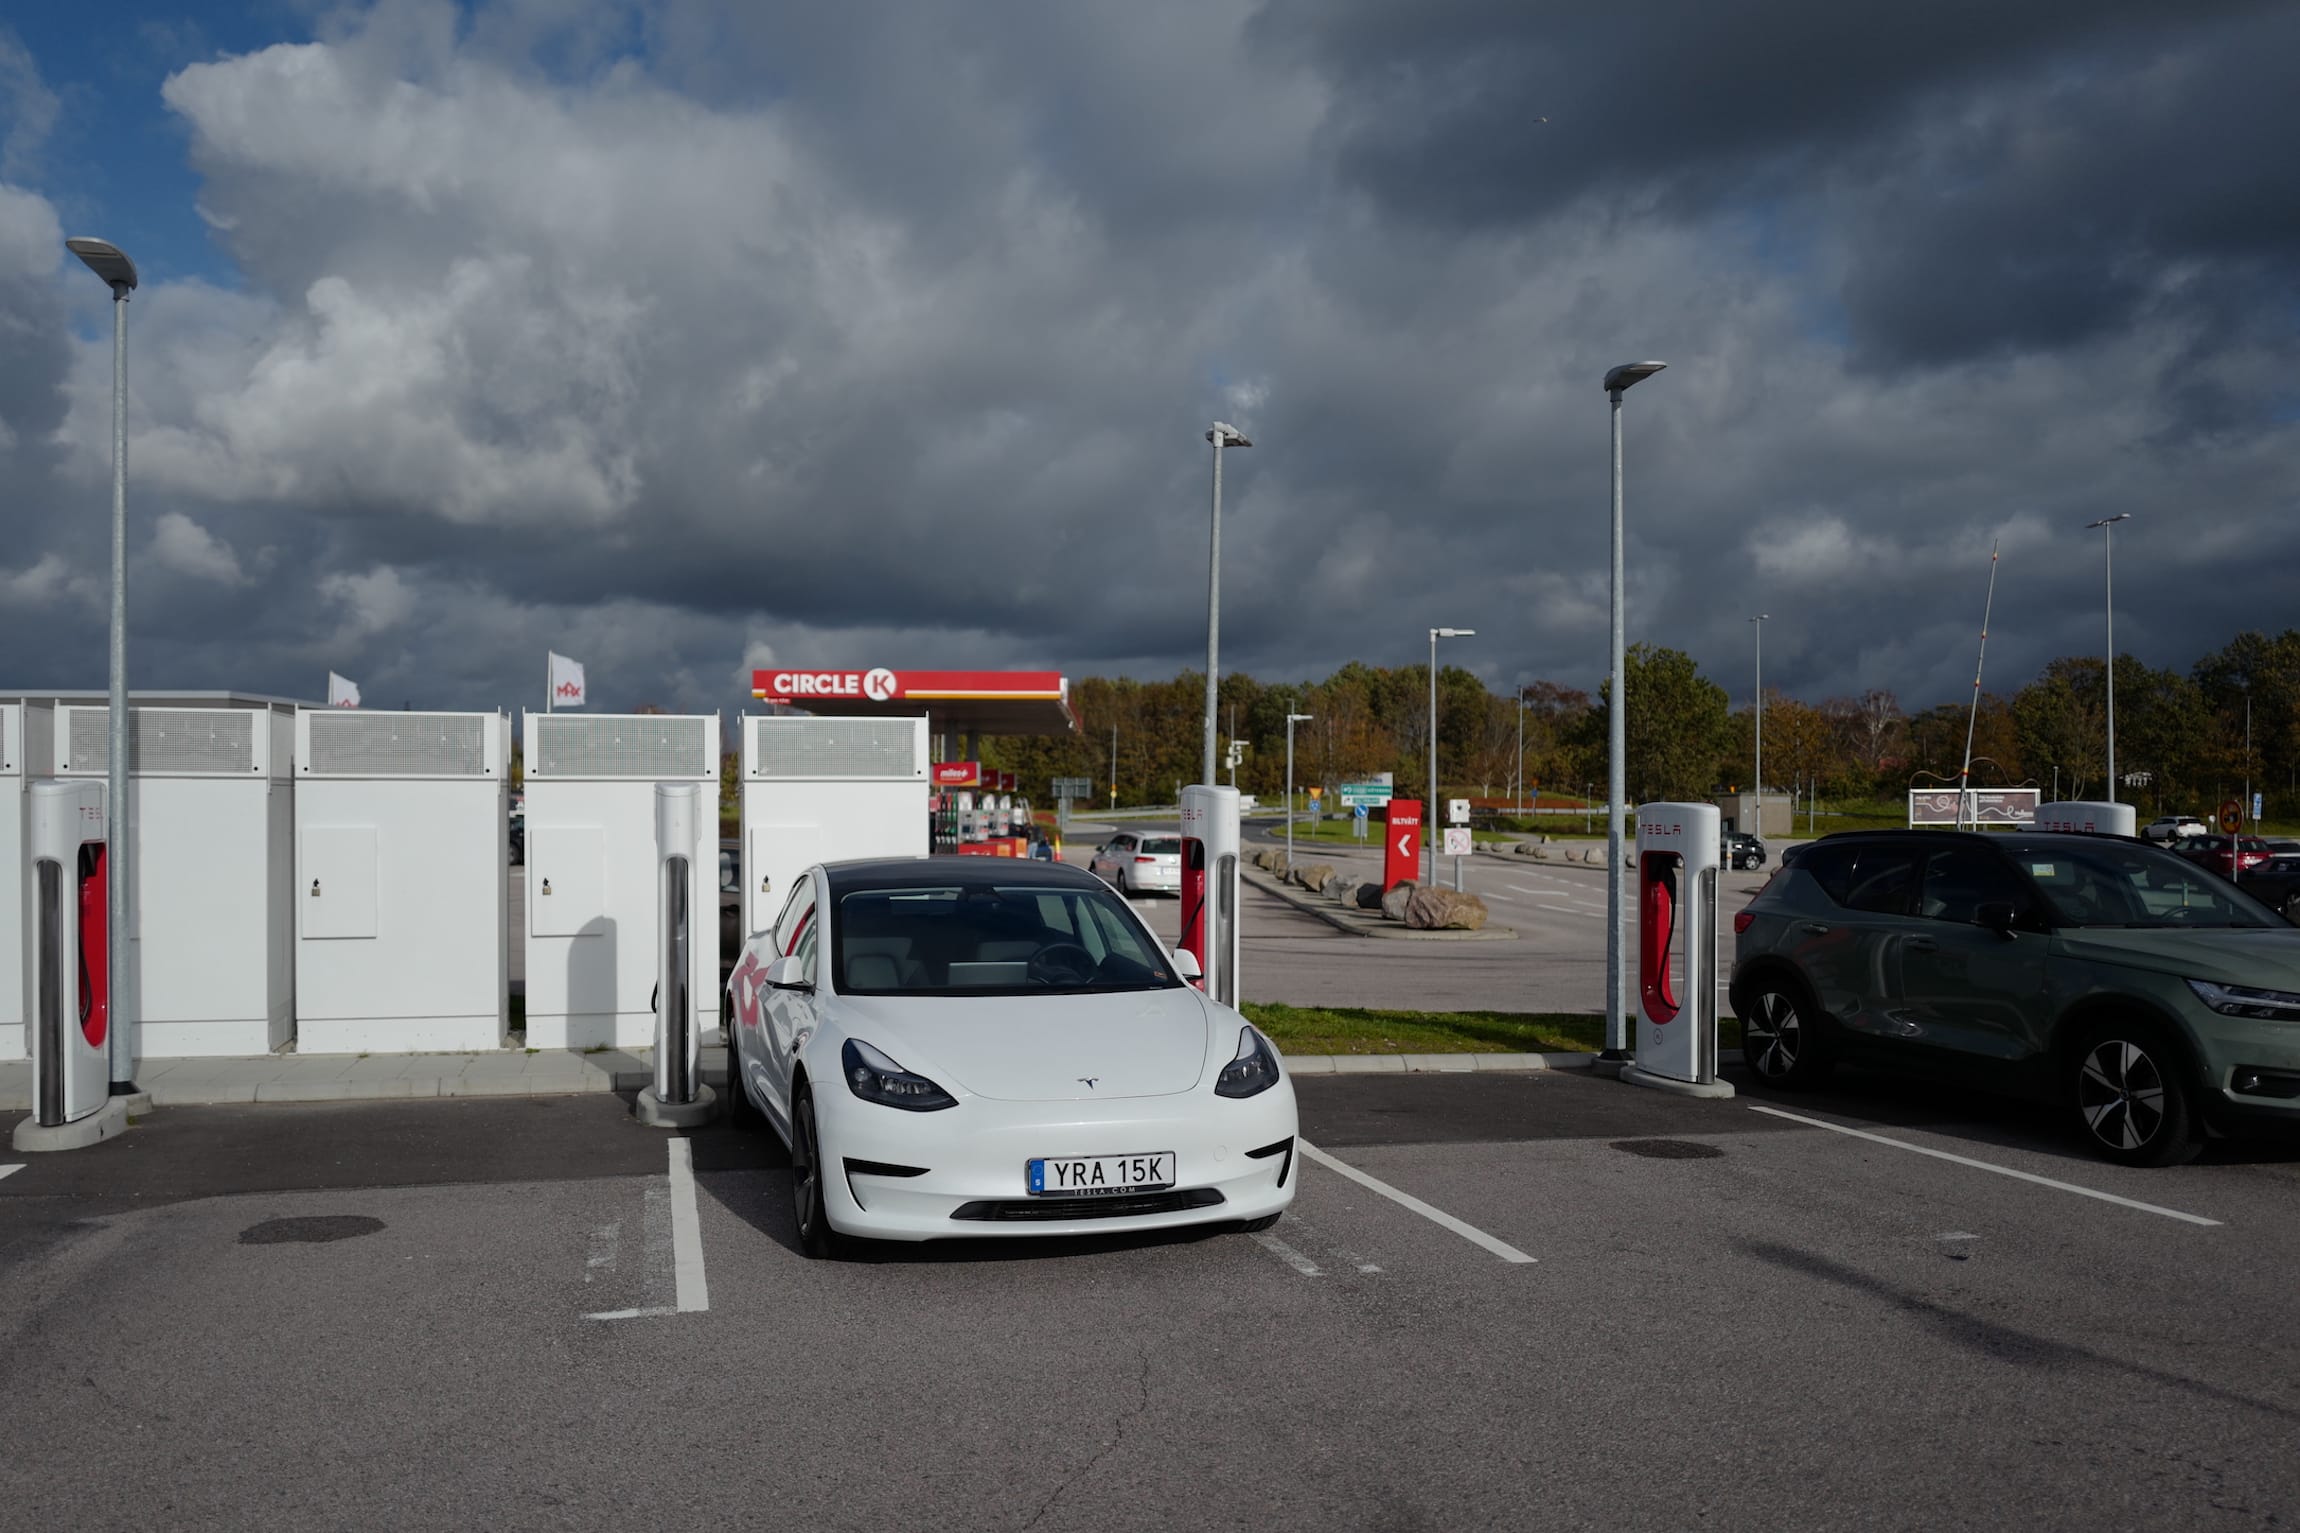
(1383, 800, 1422, 891)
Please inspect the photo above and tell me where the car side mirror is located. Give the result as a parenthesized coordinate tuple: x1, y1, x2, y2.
(1170, 949, 1203, 981)
(765, 955, 813, 991)
(1975, 901, 2019, 937)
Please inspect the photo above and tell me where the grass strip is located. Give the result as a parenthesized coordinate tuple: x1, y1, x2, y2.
(1243, 1002, 1741, 1056)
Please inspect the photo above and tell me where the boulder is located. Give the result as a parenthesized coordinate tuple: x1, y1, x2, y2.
(1584, 846, 1606, 864)
(1355, 882, 1386, 910)
(1298, 862, 1338, 893)
(1404, 886, 1489, 930)
(1334, 879, 1366, 906)
(1380, 881, 1417, 921)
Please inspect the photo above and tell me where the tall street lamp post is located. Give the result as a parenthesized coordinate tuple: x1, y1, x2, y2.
(67, 236, 140, 1097)
(2086, 513, 2131, 802)
(1427, 627, 1475, 883)
(1601, 360, 1666, 1061)
(1202, 423, 1251, 787)
(1750, 613, 1769, 832)
(1284, 713, 1313, 872)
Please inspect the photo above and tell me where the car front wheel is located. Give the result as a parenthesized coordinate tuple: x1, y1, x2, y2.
(1739, 978, 1832, 1089)
(790, 1090, 849, 1259)
(2070, 1022, 2203, 1168)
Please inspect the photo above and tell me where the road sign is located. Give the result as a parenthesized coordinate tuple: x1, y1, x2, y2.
(1443, 828, 1472, 857)
(1339, 782, 1393, 808)
(2255, 793, 2264, 821)
(1353, 804, 1368, 820)
(1307, 786, 1323, 800)
(1383, 800, 1422, 890)
(1051, 777, 1092, 800)
(2219, 799, 2243, 834)
(1447, 798, 1471, 825)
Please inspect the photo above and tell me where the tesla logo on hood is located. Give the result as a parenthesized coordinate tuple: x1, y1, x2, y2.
(1078, 1077, 1099, 1089)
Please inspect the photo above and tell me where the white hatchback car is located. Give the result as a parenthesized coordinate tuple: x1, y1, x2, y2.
(724, 857, 1298, 1257)
(1087, 831, 1183, 895)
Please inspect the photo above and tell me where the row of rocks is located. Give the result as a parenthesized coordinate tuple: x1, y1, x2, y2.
(1247, 847, 1489, 928)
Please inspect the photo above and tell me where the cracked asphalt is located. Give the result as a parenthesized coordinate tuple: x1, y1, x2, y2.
(5, 1067, 2300, 1531)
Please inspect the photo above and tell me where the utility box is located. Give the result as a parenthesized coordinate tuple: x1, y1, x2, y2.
(51, 703, 297, 1057)
(294, 709, 509, 1053)
(739, 715, 928, 940)
(0, 702, 51, 1062)
(522, 711, 719, 1049)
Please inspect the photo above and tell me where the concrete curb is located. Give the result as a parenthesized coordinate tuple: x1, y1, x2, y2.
(1241, 869, 1517, 941)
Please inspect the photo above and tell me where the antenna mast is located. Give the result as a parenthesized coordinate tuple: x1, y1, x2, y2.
(1956, 541, 2001, 831)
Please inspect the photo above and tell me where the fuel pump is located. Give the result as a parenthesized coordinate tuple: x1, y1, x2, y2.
(1178, 785, 1241, 1007)
(636, 782, 716, 1127)
(14, 780, 129, 1150)
(1621, 801, 1733, 1099)
(2034, 801, 2137, 837)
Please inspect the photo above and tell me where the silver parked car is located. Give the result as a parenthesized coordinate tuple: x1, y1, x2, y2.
(1088, 832, 1182, 896)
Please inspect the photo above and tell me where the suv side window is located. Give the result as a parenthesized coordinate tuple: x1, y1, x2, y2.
(1917, 844, 2036, 927)
(1801, 841, 1920, 916)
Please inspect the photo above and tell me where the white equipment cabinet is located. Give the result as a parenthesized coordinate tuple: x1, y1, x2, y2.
(739, 715, 929, 939)
(50, 702, 297, 1057)
(522, 711, 719, 1049)
(294, 710, 509, 1053)
(0, 702, 48, 1061)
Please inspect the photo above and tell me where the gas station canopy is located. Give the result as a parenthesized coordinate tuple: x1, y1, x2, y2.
(750, 669, 1079, 738)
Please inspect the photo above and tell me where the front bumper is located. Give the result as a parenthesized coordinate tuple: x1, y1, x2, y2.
(816, 1078, 1298, 1241)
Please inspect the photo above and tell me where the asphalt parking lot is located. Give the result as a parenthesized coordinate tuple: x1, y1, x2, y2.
(6, 1066, 2298, 1531)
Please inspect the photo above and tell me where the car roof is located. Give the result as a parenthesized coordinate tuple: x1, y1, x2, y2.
(821, 855, 1107, 897)
(1798, 828, 2160, 852)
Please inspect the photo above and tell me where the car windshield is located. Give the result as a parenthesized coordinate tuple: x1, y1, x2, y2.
(833, 881, 1184, 996)
(2003, 838, 2279, 929)
(1138, 837, 1180, 855)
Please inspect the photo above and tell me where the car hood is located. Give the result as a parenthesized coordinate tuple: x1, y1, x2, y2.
(832, 987, 1216, 1101)
(2053, 926, 2300, 988)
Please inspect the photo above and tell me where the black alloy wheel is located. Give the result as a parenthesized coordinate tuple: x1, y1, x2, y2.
(791, 1091, 844, 1258)
(1740, 980, 1832, 1089)
(2071, 1023, 2203, 1168)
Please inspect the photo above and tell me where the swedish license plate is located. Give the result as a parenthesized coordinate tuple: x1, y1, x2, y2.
(1026, 1152, 1175, 1197)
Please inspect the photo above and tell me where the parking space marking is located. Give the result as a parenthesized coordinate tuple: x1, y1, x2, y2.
(0, 1164, 21, 1183)
(667, 1137, 711, 1313)
(1744, 1104, 2223, 1227)
(1251, 1232, 1324, 1276)
(1299, 1141, 1537, 1263)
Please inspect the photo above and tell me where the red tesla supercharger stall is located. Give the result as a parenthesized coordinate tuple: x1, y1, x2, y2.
(1620, 800, 1732, 1099)
(1178, 785, 1241, 1005)
(24, 779, 116, 1135)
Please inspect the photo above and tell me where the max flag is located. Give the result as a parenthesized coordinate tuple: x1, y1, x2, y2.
(548, 651, 587, 709)
(327, 672, 361, 708)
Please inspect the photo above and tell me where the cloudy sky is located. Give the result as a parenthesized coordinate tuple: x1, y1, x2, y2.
(1, 0, 2294, 721)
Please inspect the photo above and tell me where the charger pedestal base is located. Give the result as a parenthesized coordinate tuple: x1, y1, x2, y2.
(12, 1095, 131, 1152)
(1620, 1063, 1735, 1100)
(635, 1084, 716, 1128)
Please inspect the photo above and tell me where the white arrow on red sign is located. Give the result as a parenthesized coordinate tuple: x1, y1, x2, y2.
(1397, 834, 1412, 858)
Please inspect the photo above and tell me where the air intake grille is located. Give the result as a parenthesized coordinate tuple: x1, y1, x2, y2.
(305, 712, 489, 777)
(531, 714, 712, 779)
(61, 708, 260, 775)
(750, 718, 921, 780)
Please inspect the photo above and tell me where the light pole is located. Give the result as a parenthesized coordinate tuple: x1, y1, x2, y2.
(1750, 613, 1769, 834)
(1202, 423, 1251, 787)
(1108, 722, 1118, 810)
(1284, 713, 1313, 871)
(1515, 689, 1529, 814)
(1427, 627, 1475, 883)
(67, 236, 139, 1097)
(2087, 513, 2131, 803)
(1602, 360, 1665, 1061)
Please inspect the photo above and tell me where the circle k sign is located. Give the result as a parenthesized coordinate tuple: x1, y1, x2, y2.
(863, 668, 899, 702)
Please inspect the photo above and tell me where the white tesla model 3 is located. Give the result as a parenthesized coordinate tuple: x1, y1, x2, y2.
(724, 857, 1298, 1257)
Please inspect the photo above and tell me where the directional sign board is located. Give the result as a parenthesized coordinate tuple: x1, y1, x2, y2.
(1051, 777, 1092, 799)
(1443, 828, 1473, 857)
(1339, 782, 1393, 808)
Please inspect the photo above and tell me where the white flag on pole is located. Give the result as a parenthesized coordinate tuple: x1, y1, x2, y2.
(327, 672, 361, 708)
(548, 651, 587, 709)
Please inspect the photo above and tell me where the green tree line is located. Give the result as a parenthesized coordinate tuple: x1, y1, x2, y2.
(982, 630, 2300, 817)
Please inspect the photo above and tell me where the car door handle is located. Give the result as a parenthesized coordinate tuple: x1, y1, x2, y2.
(1799, 922, 1831, 935)
(1906, 936, 1938, 952)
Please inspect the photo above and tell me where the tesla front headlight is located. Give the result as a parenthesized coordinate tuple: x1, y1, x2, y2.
(2186, 979, 2300, 1021)
(842, 1038, 957, 1111)
(1215, 1025, 1281, 1099)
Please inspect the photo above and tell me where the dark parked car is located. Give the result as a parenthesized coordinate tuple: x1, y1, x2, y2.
(1731, 829, 2300, 1167)
(1723, 832, 1767, 871)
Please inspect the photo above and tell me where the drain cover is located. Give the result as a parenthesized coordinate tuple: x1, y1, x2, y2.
(238, 1215, 386, 1245)
(1608, 1139, 1724, 1160)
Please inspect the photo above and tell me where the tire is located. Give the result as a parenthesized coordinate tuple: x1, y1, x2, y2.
(722, 1038, 760, 1128)
(1117, 866, 1134, 895)
(2283, 893, 2300, 926)
(2069, 1020, 2204, 1168)
(790, 1091, 848, 1259)
(1738, 975, 1834, 1090)
(1235, 1213, 1281, 1233)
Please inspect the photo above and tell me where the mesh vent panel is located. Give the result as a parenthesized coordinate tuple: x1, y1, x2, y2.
(750, 718, 921, 779)
(307, 712, 488, 777)
(61, 708, 260, 774)
(531, 715, 711, 779)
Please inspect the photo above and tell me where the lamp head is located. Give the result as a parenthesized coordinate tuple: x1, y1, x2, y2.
(1286, 713, 1314, 723)
(66, 237, 138, 291)
(2085, 513, 2133, 529)
(1207, 422, 1252, 448)
(1603, 360, 1666, 394)
(1432, 627, 1476, 639)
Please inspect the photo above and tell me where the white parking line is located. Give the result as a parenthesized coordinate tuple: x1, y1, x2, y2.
(0, 1164, 22, 1183)
(1744, 1104, 2222, 1227)
(1251, 1232, 1324, 1276)
(1299, 1141, 1537, 1263)
(667, 1137, 711, 1312)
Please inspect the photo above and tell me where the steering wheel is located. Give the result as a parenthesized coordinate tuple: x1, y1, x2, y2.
(1027, 942, 1099, 985)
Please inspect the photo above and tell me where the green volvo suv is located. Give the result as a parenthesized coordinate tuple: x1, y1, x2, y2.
(1730, 830, 2300, 1167)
